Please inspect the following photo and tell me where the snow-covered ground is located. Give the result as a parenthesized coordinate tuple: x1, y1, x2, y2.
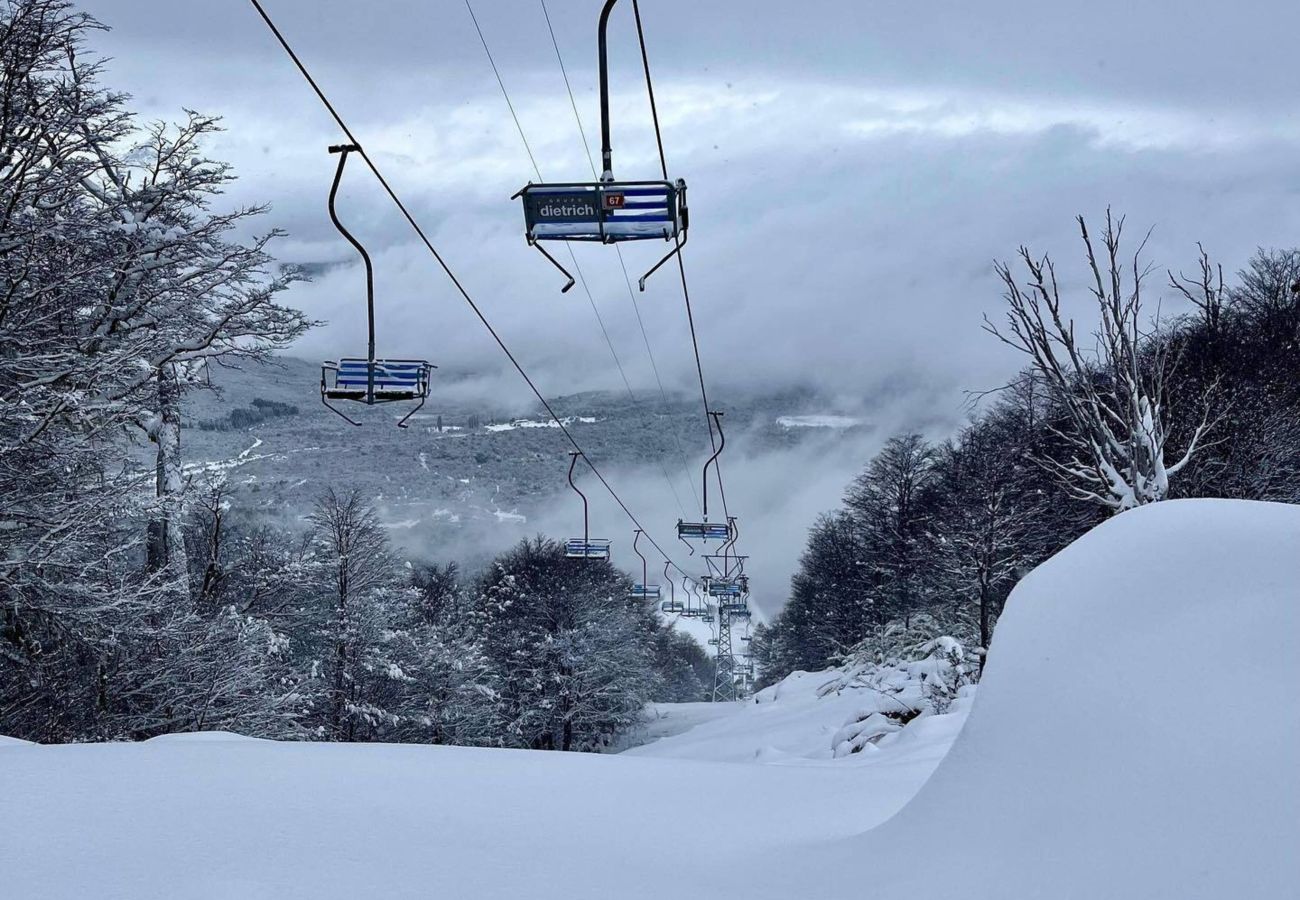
(0, 682, 962, 899)
(3, 499, 1295, 898)
(483, 415, 598, 432)
(626, 669, 970, 766)
(775, 414, 862, 428)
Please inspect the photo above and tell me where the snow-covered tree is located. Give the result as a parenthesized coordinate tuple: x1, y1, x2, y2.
(304, 489, 416, 742)
(988, 211, 1213, 512)
(474, 538, 655, 752)
(0, 0, 306, 739)
(931, 411, 1043, 668)
(844, 433, 938, 621)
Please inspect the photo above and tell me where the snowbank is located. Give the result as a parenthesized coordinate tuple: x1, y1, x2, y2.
(758, 499, 1300, 898)
(3, 499, 1292, 898)
(625, 667, 971, 766)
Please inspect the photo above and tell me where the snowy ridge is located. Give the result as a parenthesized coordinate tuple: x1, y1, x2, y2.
(754, 499, 1300, 898)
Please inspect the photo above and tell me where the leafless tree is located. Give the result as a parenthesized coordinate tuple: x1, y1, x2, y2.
(986, 211, 1214, 512)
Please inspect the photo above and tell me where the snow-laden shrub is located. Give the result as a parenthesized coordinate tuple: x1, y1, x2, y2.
(821, 616, 974, 758)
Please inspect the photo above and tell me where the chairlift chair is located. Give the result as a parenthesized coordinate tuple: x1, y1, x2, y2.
(706, 578, 743, 599)
(513, 0, 687, 293)
(676, 413, 732, 548)
(627, 531, 660, 600)
(631, 583, 662, 601)
(660, 599, 685, 614)
(565, 452, 611, 561)
(565, 538, 612, 560)
(319, 144, 433, 428)
(677, 520, 732, 542)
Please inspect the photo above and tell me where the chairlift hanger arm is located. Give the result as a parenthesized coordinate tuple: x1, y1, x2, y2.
(568, 451, 590, 545)
(327, 144, 375, 369)
(702, 410, 725, 520)
(632, 528, 648, 588)
(597, 0, 618, 180)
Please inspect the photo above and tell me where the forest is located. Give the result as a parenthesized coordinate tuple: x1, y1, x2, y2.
(0, 1, 708, 746)
(754, 231, 1300, 687)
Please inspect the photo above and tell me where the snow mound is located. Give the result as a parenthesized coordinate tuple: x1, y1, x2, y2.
(142, 731, 269, 744)
(626, 667, 971, 767)
(762, 499, 1300, 898)
(0, 734, 33, 747)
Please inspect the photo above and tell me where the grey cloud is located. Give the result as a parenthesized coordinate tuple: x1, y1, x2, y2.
(81, 0, 1300, 602)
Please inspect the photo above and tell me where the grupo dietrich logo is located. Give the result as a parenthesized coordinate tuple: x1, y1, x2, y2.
(536, 196, 597, 218)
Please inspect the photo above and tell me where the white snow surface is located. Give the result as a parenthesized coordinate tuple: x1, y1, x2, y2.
(754, 498, 1300, 898)
(775, 414, 862, 428)
(2, 499, 1295, 898)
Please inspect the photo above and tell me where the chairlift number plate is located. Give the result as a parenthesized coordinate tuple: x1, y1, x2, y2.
(602, 192, 626, 209)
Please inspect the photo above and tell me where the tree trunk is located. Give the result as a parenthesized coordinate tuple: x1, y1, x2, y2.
(148, 364, 188, 594)
(978, 577, 992, 676)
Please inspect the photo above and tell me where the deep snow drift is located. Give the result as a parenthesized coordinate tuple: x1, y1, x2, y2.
(3, 499, 1296, 899)
(757, 498, 1300, 898)
(0, 663, 966, 898)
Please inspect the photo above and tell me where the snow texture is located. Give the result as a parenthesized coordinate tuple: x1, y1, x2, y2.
(2, 499, 1294, 898)
(754, 498, 1300, 898)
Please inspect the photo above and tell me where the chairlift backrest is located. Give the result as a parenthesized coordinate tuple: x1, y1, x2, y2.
(518, 181, 683, 243)
(678, 521, 732, 542)
(324, 359, 432, 399)
(565, 538, 611, 560)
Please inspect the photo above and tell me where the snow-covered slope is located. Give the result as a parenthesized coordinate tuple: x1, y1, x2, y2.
(625, 669, 971, 766)
(757, 498, 1300, 899)
(0, 695, 958, 899)
(3, 499, 1294, 899)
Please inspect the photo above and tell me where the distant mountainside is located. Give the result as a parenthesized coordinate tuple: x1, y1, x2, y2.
(180, 357, 875, 576)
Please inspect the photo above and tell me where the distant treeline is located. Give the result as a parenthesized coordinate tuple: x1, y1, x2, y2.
(199, 398, 300, 431)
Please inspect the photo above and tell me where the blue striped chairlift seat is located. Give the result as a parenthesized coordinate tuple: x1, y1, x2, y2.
(659, 599, 685, 614)
(513, 180, 688, 292)
(677, 520, 732, 542)
(631, 584, 662, 601)
(517, 181, 684, 243)
(565, 538, 612, 560)
(322, 358, 432, 400)
(707, 578, 743, 598)
(320, 358, 434, 429)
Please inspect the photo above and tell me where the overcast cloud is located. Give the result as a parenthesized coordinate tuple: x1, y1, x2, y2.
(82, 0, 1300, 607)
